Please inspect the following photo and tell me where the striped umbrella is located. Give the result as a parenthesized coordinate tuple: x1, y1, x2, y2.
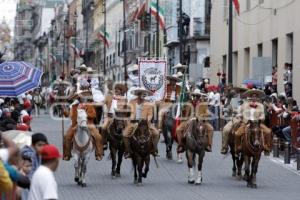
(0, 61, 43, 97)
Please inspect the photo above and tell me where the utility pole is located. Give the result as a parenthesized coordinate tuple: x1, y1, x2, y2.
(123, 0, 127, 83)
(228, 0, 233, 84)
(179, 0, 183, 63)
(103, 0, 107, 75)
(156, 0, 159, 58)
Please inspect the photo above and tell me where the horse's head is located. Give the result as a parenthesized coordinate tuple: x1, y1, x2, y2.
(112, 118, 126, 135)
(247, 121, 263, 149)
(191, 119, 207, 144)
(132, 119, 151, 152)
(77, 108, 88, 127)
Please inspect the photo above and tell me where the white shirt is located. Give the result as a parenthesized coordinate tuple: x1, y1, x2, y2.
(0, 149, 9, 162)
(208, 92, 215, 106)
(213, 92, 221, 107)
(28, 165, 58, 200)
(136, 104, 143, 120)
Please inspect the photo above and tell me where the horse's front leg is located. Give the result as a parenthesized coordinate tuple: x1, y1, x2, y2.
(231, 149, 237, 177)
(250, 156, 260, 188)
(110, 147, 117, 177)
(186, 150, 195, 184)
(137, 156, 143, 185)
(133, 156, 138, 184)
(116, 148, 124, 177)
(73, 154, 79, 183)
(142, 155, 150, 178)
(236, 153, 244, 180)
(195, 151, 205, 185)
(244, 155, 251, 187)
(81, 151, 92, 187)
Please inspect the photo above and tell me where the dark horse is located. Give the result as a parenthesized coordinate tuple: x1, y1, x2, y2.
(242, 121, 264, 188)
(227, 120, 244, 179)
(107, 118, 126, 178)
(130, 119, 152, 185)
(185, 118, 208, 185)
(161, 106, 175, 160)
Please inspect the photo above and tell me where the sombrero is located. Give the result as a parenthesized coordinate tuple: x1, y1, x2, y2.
(166, 74, 182, 82)
(232, 86, 248, 93)
(114, 83, 128, 94)
(70, 69, 80, 76)
(131, 87, 153, 96)
(70, 90, 93, 100)
(191, 89, 208, 97)
(172, 63, 187, 70)
(76, 64, 88, 72)
(86, 67, 96, 74)
(242, 89, 265, 99)
(128, 64, 139, 72)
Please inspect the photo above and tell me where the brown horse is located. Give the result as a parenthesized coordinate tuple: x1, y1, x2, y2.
(107, 118, 126, 178)
(242, 121, 264, 188)
(130, 119, 152, 185)
(185, 118, 208, 185)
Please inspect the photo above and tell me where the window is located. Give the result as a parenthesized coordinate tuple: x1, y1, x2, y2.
(244, 48, 250, 79)
(246, 0, 251, 11)
(259, 0, 264, 4)
(257, 43, 263, 57)
(272, 38, 278, 66)
(286, 33, 293, 63)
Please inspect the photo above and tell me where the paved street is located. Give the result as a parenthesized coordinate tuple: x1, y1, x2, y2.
(32, 114, 300, 200)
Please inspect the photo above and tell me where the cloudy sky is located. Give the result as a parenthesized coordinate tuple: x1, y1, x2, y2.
(0, 0, 17, 35)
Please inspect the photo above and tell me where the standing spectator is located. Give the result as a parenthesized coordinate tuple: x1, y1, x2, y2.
(20, 155, 32, 200)
(272, 66, 278, 92)
(20, 100, 31, 123)
(21, 133, 48, 179)
(213, 86, 221, 130)
(28, 144, 61, 200)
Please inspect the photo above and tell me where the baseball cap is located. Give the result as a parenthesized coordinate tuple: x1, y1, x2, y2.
(23, 100, 31, 109)
(41, 144, 62, 160)
(22, 115, 33, 123)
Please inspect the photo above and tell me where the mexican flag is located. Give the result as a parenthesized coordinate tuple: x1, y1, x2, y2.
(233, 0, 240, 15)
(150, 1, 165, 29)
(172, 71, 187, 142)
(96, 26, 110, 48)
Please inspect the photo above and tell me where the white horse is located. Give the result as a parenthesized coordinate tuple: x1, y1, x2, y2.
(72, 108, 94, 187)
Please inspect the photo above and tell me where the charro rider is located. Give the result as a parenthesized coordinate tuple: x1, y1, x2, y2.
(123, 87, 160, 158)
(158, 73, 182, 132)
(176, 88, 214, 153)
(101, 83, 127, 149)
(220, 87, 246, 154)
(63, 76, 104, 161)
(235, 89, 272, 154)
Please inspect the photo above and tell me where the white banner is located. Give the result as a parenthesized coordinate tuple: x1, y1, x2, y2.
(139, 60, 166, 101)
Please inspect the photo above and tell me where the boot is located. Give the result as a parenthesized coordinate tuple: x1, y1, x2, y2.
(63, 139, 72, 161)
(123, 137, 132, 159)
(221, 130, 229, 154)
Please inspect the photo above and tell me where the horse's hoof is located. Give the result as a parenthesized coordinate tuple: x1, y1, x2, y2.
(251, 184, 257, 189)
(166, 151, 172, 160)
(77, 181, 82, 186)
(142, 173, 147, 178)
(177, 159, 183, 164)
(81, 183, 87, 187)
(236, 175, 243, 181)
(195, 182, 202, 185)
(115, 173, 121, 178)
(74, 177, 79, 183)
(188, 180, 195, 184)
(232, 171, 236, 177)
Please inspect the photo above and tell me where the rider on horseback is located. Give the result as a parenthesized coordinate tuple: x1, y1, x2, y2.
(123, 87, 160, 159)
(177, 89, 214, 153)
(102, 83, 127, 149)
(235, 89, 272, 154)
(63, 89, 104, 161)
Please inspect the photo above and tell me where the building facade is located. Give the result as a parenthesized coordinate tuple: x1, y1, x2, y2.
(210, 0, 300, 101)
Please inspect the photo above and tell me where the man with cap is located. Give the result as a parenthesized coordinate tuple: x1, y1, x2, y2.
(21, 133, 48, 179)
(123, 87, 160, 158)
(101, 83, 127, 149)
(63, 90, 103, 161)
(28, 144, 61, 200)
(235, 89, 272, 154)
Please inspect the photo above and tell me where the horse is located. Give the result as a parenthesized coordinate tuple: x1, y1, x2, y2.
(130, 119, 152, 185)
(242, 121, 264, 188)
(227, 119, 244, 179)
(107, 117, 126, 178)
(185, 118, 208, 185)
(72, 108, 94, 187)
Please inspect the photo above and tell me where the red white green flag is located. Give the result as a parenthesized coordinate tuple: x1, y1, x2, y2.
(233, 0, 240, 15)
(150, 1, 165, 29)
(96, 26, 110, 48)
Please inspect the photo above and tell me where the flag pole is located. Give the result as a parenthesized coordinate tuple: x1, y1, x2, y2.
(156, 0, 160, 59)
(228, 0, 233, 84)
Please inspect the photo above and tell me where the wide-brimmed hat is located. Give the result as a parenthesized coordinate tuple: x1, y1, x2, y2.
(191, 89, 207, 97)
(131, 87, 153, 96)
(86, 67, 96, 74)
(242, 89, 265, 99)
(70, 90, 93, 100)
(166, 74, 182, 82)
(172, 63, 187, 70)
(76, 64, 88, 72)
(128, 64, 139, 72)
(114, 83, 128, 94)
(232, 86, 248, 93)
(70, 69, 81, 76)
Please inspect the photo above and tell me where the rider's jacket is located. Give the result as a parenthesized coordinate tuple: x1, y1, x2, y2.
(128, 99, 153, 122)
(239, 101, 265, 123)
(164, 84, 181, 102)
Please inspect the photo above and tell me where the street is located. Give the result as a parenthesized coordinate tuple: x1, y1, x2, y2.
(32, 114, 300, 200)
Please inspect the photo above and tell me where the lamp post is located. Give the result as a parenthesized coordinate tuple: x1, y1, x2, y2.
(123, 0, 127, 83)
(103, 0, 107, 75)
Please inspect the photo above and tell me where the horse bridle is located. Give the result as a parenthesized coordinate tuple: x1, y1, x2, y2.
(245, 124, 263, 155)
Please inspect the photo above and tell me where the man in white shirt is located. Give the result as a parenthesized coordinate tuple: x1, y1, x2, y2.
(29, 144, 61, 200)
